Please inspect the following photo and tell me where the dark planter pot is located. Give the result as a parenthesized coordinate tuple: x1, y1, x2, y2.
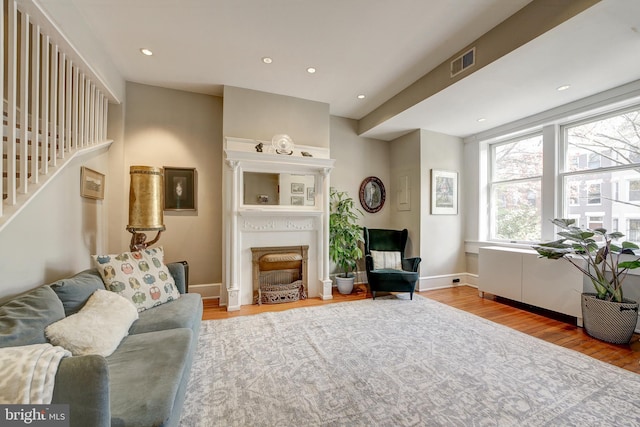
(581, 293, 639, 344)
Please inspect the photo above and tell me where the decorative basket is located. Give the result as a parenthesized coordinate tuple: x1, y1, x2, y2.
(581, 293, 639, 344)
(257, 280, 306, 305)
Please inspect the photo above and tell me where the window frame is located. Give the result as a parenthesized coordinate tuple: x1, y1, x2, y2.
(487, 132, 544, 243)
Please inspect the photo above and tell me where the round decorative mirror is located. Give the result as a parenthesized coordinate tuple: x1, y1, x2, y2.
(359, 176, 386, 213)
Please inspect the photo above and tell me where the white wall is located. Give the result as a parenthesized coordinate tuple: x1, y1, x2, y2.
(0, 152, 110, 302)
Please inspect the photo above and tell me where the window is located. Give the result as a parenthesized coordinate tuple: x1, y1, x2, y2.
(587, 182, 601, 205)
(628, 219, 640, 242)
(588, 216, 604, 230)
(481, 104, 640, 244)
(568, 183, 579, 206)
(630, 180, 640, 202)
(489, 134, 543, 241)
(561, 107, 640, 233)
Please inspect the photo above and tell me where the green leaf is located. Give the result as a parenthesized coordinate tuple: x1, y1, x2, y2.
(618, 260, 640, 270)
(622, 241, 639, 250)
(551, 218, 575, 229)
(608, 231, 625, 240)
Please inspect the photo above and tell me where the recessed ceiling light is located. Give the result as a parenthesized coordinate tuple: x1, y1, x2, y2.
(477, 118, 486, 123)
(306, 67, 316, 74)
(357, 94, 366, 99)
(557, 85, 571, 91)
(262, 57, 273, 64)
(140, 48, 153, 56)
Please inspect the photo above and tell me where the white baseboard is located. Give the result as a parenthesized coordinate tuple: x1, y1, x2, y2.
(417, 273, 478, 291)
(188, 283, 221, 300)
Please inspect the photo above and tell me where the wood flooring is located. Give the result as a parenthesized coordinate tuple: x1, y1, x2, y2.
(201, 284, 640, 375)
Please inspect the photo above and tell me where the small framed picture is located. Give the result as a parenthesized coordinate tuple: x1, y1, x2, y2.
(164, 167, 197, 211)
(307, 187, 315, 201)
(291, 196, 304, 206)
(80, 166, 105, 200)
(431, 169, 458, 215)
(291, 182, 304, 194)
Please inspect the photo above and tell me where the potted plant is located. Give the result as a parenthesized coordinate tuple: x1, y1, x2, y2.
(329, 187, 364, 294)
(533, 218, 640, 344)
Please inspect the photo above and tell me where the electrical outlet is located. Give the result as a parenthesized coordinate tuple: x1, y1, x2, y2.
(452, 278, 460, 283)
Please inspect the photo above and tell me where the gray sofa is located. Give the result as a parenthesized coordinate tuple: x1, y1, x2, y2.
(0, 262, 202, 427)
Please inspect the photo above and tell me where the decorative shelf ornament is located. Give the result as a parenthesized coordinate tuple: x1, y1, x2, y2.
(272, 134, 294, 155)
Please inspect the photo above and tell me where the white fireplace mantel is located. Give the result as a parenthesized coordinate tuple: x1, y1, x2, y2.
(222, 137, 335, 311)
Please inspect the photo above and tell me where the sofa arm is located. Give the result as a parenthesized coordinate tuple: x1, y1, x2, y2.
(52, 355, 110, 427)
(402, 257, 421, 272)
(167, 261, 188, 294)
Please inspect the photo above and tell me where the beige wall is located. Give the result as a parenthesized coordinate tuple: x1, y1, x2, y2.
(389, 130, 422, 259)
(419, 129, 466, 280)
(223, 86, 330, 147)
(330, 116, 392, 229)
(117, 82, 223, 285)
(0, 152, 110, 302)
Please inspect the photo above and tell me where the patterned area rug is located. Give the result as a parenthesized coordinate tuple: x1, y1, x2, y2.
(179, 295, 640, 426)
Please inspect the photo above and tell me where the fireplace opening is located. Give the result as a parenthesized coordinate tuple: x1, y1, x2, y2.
(251, 246, 308, 304)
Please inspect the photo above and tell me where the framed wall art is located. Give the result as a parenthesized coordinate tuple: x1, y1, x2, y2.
(80, 167, 105, 200)
(164, 167, 197, 211)
(291, 182, 304, 194)
(431, 169, 458, 215)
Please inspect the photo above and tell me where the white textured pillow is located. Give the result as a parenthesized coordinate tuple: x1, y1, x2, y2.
(45, 290, 138, 357)
(370, 250, 402, 270)
(92, 246, 181, 312)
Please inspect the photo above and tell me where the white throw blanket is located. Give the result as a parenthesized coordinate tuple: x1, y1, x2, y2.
(0, 343, 71, 404)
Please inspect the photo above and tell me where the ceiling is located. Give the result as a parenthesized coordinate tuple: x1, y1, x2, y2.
(36, 0, 640, 140)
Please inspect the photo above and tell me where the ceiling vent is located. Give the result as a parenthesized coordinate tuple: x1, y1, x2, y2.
(450, 47, 476, 78)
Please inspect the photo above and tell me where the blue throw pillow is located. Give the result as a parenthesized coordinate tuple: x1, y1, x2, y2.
(0, 286, 65, 348)
(50, 269, 106, 316)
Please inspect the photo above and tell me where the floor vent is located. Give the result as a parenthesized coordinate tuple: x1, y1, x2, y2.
(450, 47, 476, 78)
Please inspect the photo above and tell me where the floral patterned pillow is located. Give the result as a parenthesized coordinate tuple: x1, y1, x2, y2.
(92, 247, 180, 312)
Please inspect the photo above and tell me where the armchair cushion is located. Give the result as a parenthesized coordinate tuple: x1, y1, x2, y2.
(370, 250, 402, 270)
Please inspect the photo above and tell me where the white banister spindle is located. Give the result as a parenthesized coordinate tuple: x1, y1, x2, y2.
(57, 52, 65, 158)
(89, 83, 95, 144)
(72, 66, 79, 150)
(96, 91, 102, 142)
(84, 78, 90, 146)
(65, 59, 72, 152)
(97, 92, 103, 141)
(103, 96, 108, 140)
(78, 73, 85, 147)
(49, 44, 58, 165)
(40, 36, 49, 175)
(30, 23, 40, 184)
(19, 10, 30, 194)
(6, 0, 18, 206)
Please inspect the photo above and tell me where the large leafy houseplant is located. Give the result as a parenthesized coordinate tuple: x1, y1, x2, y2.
(329, 188, 363, 278)
(533, 218, 640, 303)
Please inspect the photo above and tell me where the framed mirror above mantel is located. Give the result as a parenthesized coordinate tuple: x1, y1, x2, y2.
(223, 136, 336, 311)
(224, 137, 335, 211)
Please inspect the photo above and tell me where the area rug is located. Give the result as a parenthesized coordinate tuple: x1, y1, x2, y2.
(179, 295, 640, 426)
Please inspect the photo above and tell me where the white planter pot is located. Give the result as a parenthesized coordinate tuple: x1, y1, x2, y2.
(335, 275, 355, 295)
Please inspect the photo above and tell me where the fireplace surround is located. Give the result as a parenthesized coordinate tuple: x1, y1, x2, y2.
(222, 137, 335, 311)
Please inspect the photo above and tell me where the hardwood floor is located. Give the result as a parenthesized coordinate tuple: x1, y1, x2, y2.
(202, 284, 640, 375)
